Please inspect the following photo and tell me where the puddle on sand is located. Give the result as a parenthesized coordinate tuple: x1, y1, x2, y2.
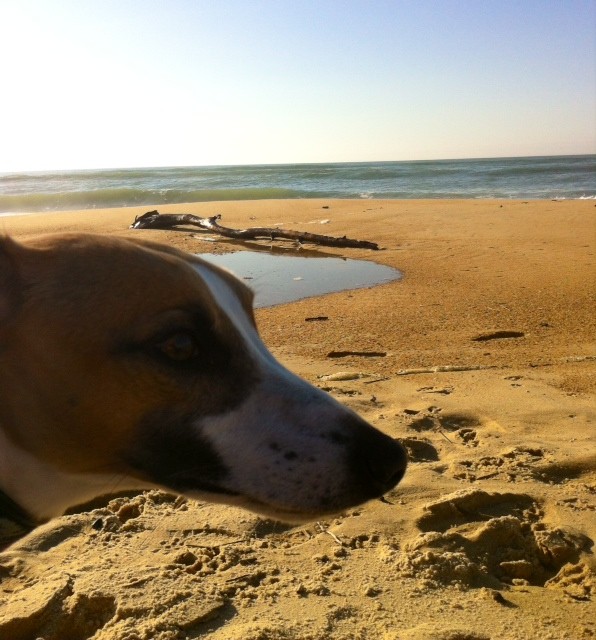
(199, 251, 401, 308)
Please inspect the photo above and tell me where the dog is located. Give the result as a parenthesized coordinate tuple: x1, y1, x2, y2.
(0, 233, 407, 539)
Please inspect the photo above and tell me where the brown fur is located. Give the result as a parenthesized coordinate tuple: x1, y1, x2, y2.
(0, 234, 256, 477)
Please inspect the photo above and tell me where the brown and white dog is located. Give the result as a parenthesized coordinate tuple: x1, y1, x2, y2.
(0, 233, 406, 534)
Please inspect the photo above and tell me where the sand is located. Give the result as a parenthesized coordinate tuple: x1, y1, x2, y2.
(0, 199, 594, 639)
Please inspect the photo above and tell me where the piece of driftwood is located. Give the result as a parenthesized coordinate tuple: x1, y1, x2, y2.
(396, 365, 498, 375)
(130, 210, 379, 250)
(326, 350, 387, 359)
(472, 331, 525, 342)
(395, 355, 596, 376)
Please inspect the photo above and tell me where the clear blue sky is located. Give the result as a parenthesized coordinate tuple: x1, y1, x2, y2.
(1, 0, 594, 171)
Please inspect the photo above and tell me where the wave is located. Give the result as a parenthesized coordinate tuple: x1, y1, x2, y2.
(2, 184, 594, 214)
(0, 186, 327, 213)
(1, 155, 594, 213)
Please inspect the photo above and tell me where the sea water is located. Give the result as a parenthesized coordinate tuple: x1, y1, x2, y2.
(1, 155, 594, 214)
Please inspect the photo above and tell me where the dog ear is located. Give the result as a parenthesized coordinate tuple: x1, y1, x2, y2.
(0, 236, 23, 323)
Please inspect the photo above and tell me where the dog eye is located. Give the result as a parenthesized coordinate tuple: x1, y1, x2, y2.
(156, 332, 200, 362)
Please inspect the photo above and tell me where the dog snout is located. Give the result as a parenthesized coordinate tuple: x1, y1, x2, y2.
(348, 417, 408, 499)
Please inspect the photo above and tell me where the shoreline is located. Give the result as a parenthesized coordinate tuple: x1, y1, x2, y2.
(1, 198, 595, 639)
(1, 193, 595, 218)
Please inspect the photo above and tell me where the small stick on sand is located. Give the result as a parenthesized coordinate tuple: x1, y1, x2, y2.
(316, 522, 344, 546)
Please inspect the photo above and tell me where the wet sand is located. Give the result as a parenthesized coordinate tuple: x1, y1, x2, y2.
(1, 199, 595, 639)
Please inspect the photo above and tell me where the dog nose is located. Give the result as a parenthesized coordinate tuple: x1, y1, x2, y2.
(367, 436, 408, 492)
(350, 421, 408, 497)
(365, 435, 408, 493)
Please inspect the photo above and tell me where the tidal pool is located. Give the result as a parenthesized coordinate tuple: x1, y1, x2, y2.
(199, 250, 401, 308)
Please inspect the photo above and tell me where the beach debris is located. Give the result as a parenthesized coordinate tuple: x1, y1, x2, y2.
(529, 356, 596, 368)
(363, 376, 391, 384)
(305, 316, 329, 322)
(131, 210, 379, 250)
(416, 386, 454, 395)
(327, 350, 387, 358)
(397, 365, 497, 375)
(315, 522, 344, 546)
(560, 355, 596, 363)
(472, 331, 525, 342)
(318, 371, 370, 381)
(397, 356, 596, 376)
(190, 235, 218, 242)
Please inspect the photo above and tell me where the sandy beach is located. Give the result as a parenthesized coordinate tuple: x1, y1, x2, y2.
(1, 199, 595, 639)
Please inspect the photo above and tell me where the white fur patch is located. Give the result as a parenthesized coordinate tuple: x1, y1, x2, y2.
(190, 262, 364, 518)
(192, 262, 288, 369)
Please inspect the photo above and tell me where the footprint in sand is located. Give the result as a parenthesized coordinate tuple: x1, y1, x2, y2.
(416, 489, 538, 533)
(451, 447, 595, 485)
(0, 574, 118, 640)
(406, 409, 482, 450)
(401, 438, 440, 462)
(396, 489, 593, 592)
(529, 454, 596, 485)
(408, 411, 481, 434)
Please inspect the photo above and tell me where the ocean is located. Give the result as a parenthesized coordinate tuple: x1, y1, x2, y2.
(0, 155, 594, 214)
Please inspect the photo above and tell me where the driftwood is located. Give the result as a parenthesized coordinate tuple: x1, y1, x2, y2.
(396, 365, 498, 375)
(130, 210, 379, 250)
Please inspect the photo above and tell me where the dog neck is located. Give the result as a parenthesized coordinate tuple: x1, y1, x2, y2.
(0, 486, 35, 527)
(0, 431, 38, 547)
(0, 486, 36, 549)
(0, 428, 149, 523)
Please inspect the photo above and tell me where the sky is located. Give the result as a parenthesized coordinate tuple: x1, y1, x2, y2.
(1, 0, 595, 172)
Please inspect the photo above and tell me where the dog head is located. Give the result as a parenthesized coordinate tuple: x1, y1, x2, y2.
(0, 234, 407, 522)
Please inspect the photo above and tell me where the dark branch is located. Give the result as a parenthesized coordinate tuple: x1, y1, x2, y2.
(130, 210, 379, 250)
